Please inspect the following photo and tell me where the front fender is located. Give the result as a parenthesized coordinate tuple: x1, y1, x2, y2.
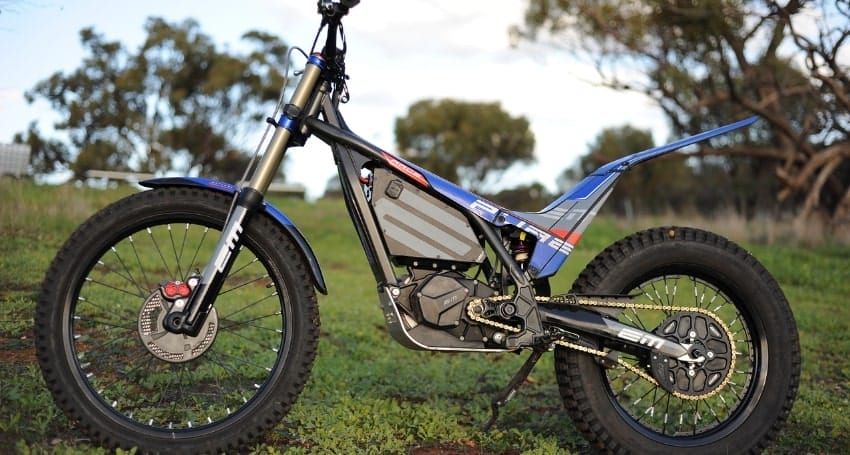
(140, 177, 327, 295)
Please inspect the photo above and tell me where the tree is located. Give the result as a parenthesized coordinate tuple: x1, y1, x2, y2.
(488, 182, 552, 212)
(514, 0, 850, 230)
(26, 18, 290, 181)
(395, 99, 535, 192)
(563, 125, 694, 216)
(13, 122, 70, 175)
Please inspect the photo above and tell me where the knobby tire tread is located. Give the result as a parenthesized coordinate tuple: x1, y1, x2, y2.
(554, 226, 800, 455)
(36, 187, 321, 454)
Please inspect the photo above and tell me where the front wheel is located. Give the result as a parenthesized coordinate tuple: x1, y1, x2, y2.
(35, 187, 320, 453)
(555, 227, 800, 454)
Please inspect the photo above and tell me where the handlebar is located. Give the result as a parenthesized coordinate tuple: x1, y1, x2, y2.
(317, 0, 358, 21)
(317, 0, 357, 68)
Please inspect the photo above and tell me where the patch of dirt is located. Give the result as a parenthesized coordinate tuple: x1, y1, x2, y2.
(0, 334, 37, 365)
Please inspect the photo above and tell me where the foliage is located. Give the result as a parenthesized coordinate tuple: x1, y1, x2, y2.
(487, 182, 552, 212)
(563, 124, 782, 217)
(514, 0, 850, 229)
(25, 18, 290, 181)
(395, 99, 535, 191)
(567, 125, 688, 216)
(12, 122, 70, 175)
(2, 178, 849, 453)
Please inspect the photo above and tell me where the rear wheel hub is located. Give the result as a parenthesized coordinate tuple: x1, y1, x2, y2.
(650, 311, 733, 397)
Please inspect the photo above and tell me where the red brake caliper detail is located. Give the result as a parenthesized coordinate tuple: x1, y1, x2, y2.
(138, 277, 218, 363)
(162, 281, 192, 300)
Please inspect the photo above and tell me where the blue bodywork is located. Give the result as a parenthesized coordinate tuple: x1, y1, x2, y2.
(140, 177, 328, 294)
(377, 116, 759, 279)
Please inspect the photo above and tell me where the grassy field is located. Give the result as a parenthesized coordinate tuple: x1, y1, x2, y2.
(2, 176, 849, 454)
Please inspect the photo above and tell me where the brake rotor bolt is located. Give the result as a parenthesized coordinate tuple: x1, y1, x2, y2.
(689, 330, 697, 339)
(707, 351, 715, 359)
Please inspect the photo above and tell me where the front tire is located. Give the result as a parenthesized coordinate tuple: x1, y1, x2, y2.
(555, 227, 800, 454)
(36, 187, 320, 453)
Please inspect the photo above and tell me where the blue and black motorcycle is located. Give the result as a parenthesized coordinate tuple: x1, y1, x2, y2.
(36, 2, 800, 453)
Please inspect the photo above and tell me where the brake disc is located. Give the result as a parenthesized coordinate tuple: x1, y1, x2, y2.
(138, 289, 218, 363)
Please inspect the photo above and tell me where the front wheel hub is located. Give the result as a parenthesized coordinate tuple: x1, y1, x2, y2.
(138, 282, 218, 363)
(650, 311, 733, 397)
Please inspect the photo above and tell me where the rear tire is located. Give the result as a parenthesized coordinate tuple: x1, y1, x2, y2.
(36, 187, 320, 453)
(554, 227, 800, 454)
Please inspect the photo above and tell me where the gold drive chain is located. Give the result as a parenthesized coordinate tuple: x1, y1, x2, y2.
(466, 295, 737, 401)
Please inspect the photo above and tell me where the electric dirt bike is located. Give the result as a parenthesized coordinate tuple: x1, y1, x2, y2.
(35, 1, 800, 453)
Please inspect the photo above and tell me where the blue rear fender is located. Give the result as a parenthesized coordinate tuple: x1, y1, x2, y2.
(140, 177, 328, 295)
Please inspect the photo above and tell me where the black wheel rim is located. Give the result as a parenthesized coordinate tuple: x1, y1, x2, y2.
(603, 274, 759, 438)
(67, 220, 292, 431)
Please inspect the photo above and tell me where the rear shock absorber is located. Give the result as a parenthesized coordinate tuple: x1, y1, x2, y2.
(510, 231, 531, 270)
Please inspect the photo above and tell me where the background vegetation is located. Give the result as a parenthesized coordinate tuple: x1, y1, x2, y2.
(2, 177, 848, 453)
(10, 1, 849, 238)
(514, 0, 850, 232)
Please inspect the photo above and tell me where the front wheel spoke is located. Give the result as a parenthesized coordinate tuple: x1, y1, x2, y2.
(167, 225, 186, 279)
(146, 227, 175, 279)
(224, 257, 262, 281)
(75, 316, 137, 332)
(85, 277, 147, 299)
(127, 235, 156, 293)
(203, 351, 258, 387)
(217, 322, 281, 349)
(219, 312, 282, 333)
(76, 295, 137, 321)
(218, 292, 278, 320)
(185, 227, 211, 278)
(220, 273, 269, 296)
(90, 355, 158, 398)
(94, 260, 149, 296)
(212, 349, 274, 373)
(109, 246, 151, 296)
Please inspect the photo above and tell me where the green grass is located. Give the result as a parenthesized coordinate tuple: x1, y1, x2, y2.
(2, 176, 849, 453)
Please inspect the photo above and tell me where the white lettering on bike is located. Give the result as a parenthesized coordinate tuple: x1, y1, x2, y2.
(618, 328, 666, 349)
(471, 199, 499, 216)
(213, 225, 243, 273)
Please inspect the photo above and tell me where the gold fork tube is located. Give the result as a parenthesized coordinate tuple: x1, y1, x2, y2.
(247, 61, 324, 194)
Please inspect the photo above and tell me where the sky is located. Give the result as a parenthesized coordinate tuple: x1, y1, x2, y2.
(0, 0, 668, 199)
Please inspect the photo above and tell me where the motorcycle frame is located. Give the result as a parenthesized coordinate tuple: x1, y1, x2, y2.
(151, 4, 759, 356)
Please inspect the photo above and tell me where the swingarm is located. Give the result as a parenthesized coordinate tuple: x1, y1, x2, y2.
(537, 296, 703, 363)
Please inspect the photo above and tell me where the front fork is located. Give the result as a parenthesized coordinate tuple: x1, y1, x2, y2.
(162, 190, 264, 335)
(163, 55, 328, 336)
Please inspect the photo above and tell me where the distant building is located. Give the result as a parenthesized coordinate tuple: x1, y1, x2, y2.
(0, 144, 31, 177)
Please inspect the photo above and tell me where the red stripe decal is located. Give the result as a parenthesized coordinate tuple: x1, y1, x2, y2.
(382, 152, 429, 188)
(551, 228, 582, 246)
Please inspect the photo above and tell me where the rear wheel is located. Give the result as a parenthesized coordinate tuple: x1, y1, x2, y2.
(36, 187, 320, 453)
(555, 227, 799, 454)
